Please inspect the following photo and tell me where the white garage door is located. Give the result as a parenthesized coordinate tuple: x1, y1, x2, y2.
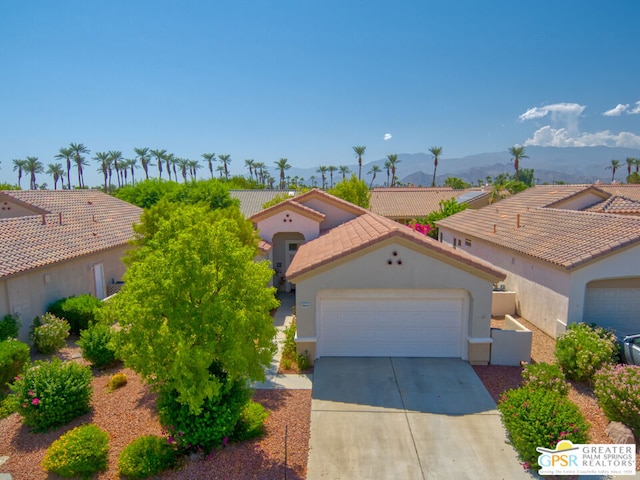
(316, 289, 467, 358)
(584, 286, 640, 335)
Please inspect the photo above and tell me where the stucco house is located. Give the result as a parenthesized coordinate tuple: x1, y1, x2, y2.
(0, 190, 142, 341)
(436, 184, 640, 339)
(250, 189, 505, 365)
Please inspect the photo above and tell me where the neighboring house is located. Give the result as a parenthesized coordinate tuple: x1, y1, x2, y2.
(0, 190, 142, 341)
(230, 190, 296, 218)
(370, 187, 491, 224)
(437, 184, 640, 339)
(250, 189, 505, 365)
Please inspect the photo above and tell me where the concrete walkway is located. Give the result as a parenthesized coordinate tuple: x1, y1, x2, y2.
(251, 292, 313, 390)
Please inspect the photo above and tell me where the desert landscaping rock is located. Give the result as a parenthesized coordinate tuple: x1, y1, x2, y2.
(606, 421, 636, 445)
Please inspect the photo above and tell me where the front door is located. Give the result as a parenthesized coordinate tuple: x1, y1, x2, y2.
(94, 263, 106, 299)
(284, 241, 300, 292)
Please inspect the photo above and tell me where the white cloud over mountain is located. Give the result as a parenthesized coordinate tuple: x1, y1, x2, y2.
(520, 102, 640, 148)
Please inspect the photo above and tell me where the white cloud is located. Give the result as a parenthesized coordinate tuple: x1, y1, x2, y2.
(384, 133, 392, 141)
(524, 126, 640, 148)
(518, 103, 586, 122)
(629, 101, 640, 115)
(603, 104, 629, 116)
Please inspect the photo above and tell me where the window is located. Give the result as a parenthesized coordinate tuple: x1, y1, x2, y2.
(465, 238, 472, 247)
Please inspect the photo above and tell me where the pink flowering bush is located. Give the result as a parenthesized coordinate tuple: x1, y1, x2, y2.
(30, 313, 70, 354)
(521, 362, 569, 397)
(498, 387, 589, 471)
(594, 364, 640, 438)
(10, 357, 93, 431)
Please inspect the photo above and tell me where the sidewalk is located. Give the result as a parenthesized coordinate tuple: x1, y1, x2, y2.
(251, 292, 313, 390)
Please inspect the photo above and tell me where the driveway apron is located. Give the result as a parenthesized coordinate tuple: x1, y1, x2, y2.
(307, 357, 532, 480)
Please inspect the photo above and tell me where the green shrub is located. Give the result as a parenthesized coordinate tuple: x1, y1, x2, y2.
(46, 294, 103, 334)
(0, 314, 21, 341)
(118, 435, 177, 478)
(232, 400, 269, 442)
(0, 395, 18, 419)
(521, 362, 569, 397)
(157, 377, 250, 453)
(282, 320, 297, 359)
(77, 323, 116, 368)
(498, 387, 589, 470)
(554, 323, 618, 382)
(11, 357, 93, 431)
(42, 424, 109, 478)
(108, 372, 128, 391)
(0, 339, 30, 393)
(30, 313, 70, 354)
(594, 364, 640, 439)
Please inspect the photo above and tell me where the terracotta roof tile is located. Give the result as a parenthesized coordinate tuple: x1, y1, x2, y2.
(287, 211, 504, 281)
(230, 190, 296, 217)
(249, 199, 326, 223)
(370, 187, 484, 218)
(585, 195, 640, 215)
(0, 190, 142, 277)
(437, 185, 640, 270)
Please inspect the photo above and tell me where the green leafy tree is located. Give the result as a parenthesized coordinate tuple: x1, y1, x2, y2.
(627, 172, 640, 184)
(328, 175, 371, 208)
(444, 177, 470, 189)
(353, 145, 366, 180)
(429, 146, 442, 187)
(418, 197, 468, 239)
(109, 205, 278, 412)
(507, 145, 528, 181)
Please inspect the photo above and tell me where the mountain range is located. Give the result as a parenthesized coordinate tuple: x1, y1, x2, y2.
(286, 146, 640, 187)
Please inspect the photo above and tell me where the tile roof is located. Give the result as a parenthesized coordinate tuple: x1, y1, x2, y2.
(369, 187, 488, 218)
(295, 188, 370, 216)
(230, 190, 296, 217)
(0, 190, 142, 278)
(596, 184, 640, 202)
(436, 185, 640, 270)
(286, 211, 505, 281)
(585, 195, 640, 215)
(249, 199, 326, 223)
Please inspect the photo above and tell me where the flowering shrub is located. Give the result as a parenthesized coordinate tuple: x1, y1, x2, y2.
(0, 339, 30, 394)
(157, 377, 250, 453)
(118, 435, 177, 479)
(407, 222, 431, 235)
(108, 372, 128, 391)
(498, 387, 589, 471)
(10, 357, 93, 431)
(554, 323, 618, 382)
(42, 424, 109, 478)
(521, 362, 569, 397)
(232, 400, 269, 442)
(46, 294, 104, 334)
(0, 314, 21, 341)
(77, 323, 117, 368)
(594, 364, 640, 438)
(30, 313, 70, 354)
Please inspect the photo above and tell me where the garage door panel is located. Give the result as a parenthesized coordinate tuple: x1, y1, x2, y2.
(584, 287, 640, 335)
(317, 289, 467, 358)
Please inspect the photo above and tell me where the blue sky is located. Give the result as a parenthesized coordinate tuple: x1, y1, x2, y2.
(1, 0, 639, 187)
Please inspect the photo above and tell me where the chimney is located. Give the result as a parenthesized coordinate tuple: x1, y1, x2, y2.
(41, 214, 46, 225)
(59, 212, 62, 225)
(517, 214, 521, 228)
(493, 224, 497, 233)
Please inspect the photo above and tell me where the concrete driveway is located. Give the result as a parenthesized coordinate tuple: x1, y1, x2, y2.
(307, 357, 533, 480)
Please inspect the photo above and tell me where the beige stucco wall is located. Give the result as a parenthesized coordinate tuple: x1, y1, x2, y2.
(255, 209, 320, 243)
(0, 245, 130, 342)
(291, 238, 496, 363)
(298, 198, 358, 230)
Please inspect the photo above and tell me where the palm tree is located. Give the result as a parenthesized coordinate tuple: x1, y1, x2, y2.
(12, 159, 26, 188)
(24, 156, 44, 190)
(69, 143, 90, 188)
(177, 158, 189, 183)
(245, 159, 257, 181)
(164, 153, 173, 181)
(387, 154, 400, 187)
(218, 154, 231, 179)
(634, 158, 640, 174)
(606, 159, 621, 183)
(339, 165, 351, 181)
(507, 145, 528, 181)
(368, 165, 381, 188)
(275, 158, 291, 189)
(188, 159, 201, 180)
(429, 146, 443, 187)
(328, 165, 337, 188)
(108, 151, 123, 188)
(202, 153, 216, 179)
(46, 163, 65, 190)
(254, 162, 266, 185)
(625, 157, 635, 177)
(353, 146, 366, 180)
(309, 175, 317, 187)
(55, 147, 74, 189)
(215, 164, 225, 178)
(94, 152, 111, 192)
(128, 158, 138, 184)
(150, 149, 166, 179)
(134, 147, 151, 180)
(316, 166, 328, 189)
(384, 159, 391, 187)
